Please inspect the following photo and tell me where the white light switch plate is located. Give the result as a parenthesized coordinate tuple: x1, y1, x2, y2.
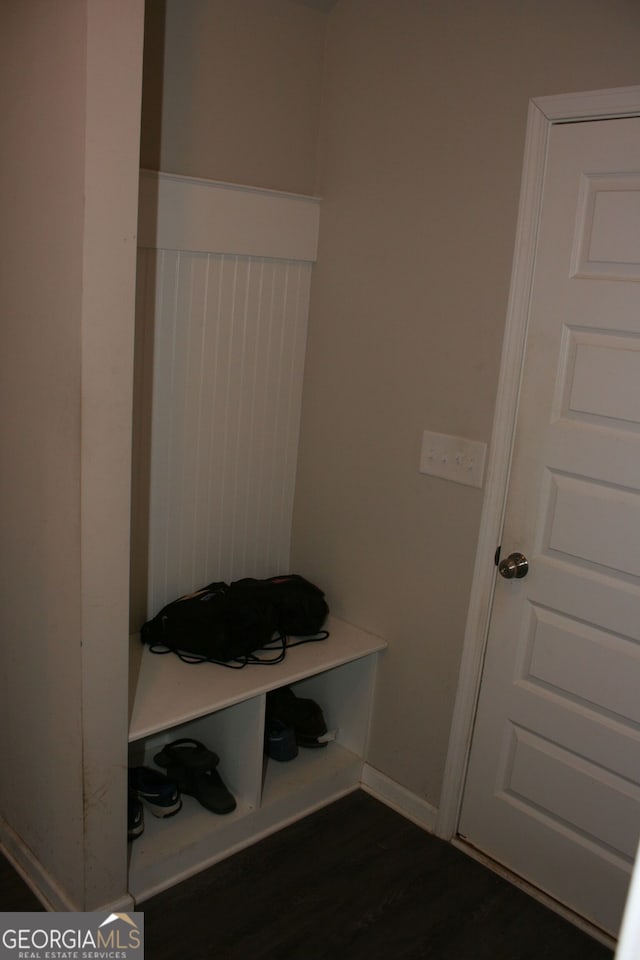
(419, 430, 487, 488)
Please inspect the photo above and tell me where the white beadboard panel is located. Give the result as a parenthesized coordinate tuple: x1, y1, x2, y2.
(138, 170, 320, 261)
(143, 248, 313, 617)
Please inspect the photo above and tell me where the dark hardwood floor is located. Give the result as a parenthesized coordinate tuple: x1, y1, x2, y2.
(0, 851, 43, 911)
(1, 791, 613, 960)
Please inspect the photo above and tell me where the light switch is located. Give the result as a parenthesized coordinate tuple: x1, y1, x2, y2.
(419, 430, 487, 488)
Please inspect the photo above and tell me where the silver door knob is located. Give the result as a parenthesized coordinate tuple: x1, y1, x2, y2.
(498, 552, 529, 579)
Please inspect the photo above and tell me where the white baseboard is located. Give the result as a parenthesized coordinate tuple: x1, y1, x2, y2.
(361, 764, 438, 833)
(93, 892, 136, 914)
(0, 817, 75, 911)
(0, 816, 134, 913)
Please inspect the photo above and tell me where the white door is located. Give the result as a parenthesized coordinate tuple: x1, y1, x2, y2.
(459, 116, 640, 938)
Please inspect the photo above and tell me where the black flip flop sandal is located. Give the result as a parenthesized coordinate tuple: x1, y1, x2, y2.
(154, 738, 236, 815)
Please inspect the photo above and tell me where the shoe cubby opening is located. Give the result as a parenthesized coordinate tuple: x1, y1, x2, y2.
(291, 656, 377, 756)
(127, 617, 386, 903)
(259, 656, 378, 809)
(128, 698, 263, 816)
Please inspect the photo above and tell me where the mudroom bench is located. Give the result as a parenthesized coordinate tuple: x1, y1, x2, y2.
(127, 617, 386, 901)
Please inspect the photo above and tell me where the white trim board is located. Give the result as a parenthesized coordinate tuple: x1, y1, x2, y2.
(137, 170, 320, 261)
(0, 815, 135, 913)
(617, 839, 640, 960)
(436, 84, 640, 844)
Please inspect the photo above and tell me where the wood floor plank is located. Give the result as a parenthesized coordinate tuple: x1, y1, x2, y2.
(0, 791, 614, 958)
(140, 791, 613, 960)
(0, 853, 44, 912)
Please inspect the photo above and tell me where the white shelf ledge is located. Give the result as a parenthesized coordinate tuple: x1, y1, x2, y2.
(128, 616, 386, 743)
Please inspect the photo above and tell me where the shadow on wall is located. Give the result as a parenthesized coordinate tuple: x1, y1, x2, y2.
(139, 0, 166, 171)
(131, 0, 165, 633)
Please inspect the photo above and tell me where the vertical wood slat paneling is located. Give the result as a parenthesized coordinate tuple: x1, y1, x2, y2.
(141, 248, 312, 618)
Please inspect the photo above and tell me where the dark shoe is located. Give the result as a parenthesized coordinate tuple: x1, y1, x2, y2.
(129, 766, 182, 818)
(128, 790, 144, 840)
(266, 686, 328, 748)
(154, 738, 236, 815)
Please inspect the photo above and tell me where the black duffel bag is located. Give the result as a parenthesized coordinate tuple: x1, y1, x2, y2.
(141, 575, 329, 668)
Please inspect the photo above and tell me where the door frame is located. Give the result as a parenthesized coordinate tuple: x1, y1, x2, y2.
(435, 84, 640, 843)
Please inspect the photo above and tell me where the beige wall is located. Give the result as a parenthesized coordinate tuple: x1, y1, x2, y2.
(141, 0, 328, 195)
(138, 0, 640, 811)
(291, 0, 640, 806)
(1, 0, 87, 904)
(0, 0, 143, 908)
